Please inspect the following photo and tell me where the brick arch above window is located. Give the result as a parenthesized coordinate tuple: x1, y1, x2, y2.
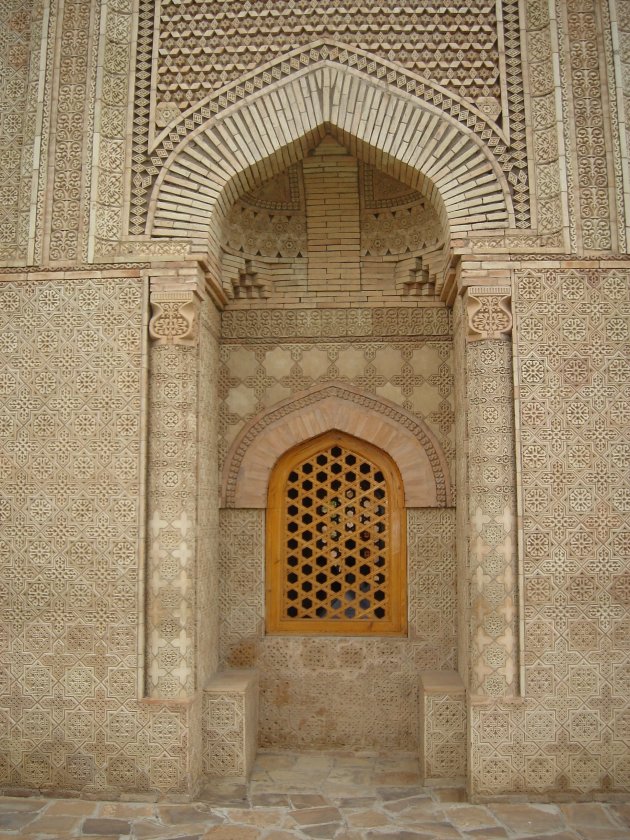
(221, 384, 452, 508)
(146, 60, 515, 262)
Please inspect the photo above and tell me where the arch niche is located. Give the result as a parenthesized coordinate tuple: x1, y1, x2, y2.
(144, 56, 519, 755)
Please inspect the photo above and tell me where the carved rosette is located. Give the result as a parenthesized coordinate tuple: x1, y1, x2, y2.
(149, 292, 198, 346)
(466, 286, 512, 341)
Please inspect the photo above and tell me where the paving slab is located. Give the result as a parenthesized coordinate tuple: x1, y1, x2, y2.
(0, 751, 628, 840)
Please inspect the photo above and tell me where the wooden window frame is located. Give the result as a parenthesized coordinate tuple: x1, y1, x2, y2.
(266, 430, 407, 636)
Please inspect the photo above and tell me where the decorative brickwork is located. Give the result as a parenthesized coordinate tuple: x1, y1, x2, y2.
(0, 276, 194, 796)
(220, 158, 445, 306)
(466, 337, 518, 697)
(219, 507, 456, 749)
(221, 306, 452, 340)
(219, 311, 455, 508)
(147, 336, 198, 698)
(149, 292, 198, 346)
(145, 64, 514, 253)
(130, 3, 529, 235)
(153, 2, 504, 114)
(456, 286, 519, 699)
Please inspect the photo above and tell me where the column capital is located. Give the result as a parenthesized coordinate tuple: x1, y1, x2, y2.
(465, 285, 512, 341)
(149, 291, 198, 346)
(146, 259, 225, 346)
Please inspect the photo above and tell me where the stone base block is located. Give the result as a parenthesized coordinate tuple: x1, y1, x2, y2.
(202, 670, 258, 779)
(419, 670, 467, 784)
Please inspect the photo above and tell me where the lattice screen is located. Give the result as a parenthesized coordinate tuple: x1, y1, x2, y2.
(267, 431, 406, 636)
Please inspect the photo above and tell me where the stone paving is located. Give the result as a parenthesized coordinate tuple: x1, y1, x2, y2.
(1, 752, 629, 840)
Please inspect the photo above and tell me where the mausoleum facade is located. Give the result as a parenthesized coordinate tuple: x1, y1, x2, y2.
(1, 0, 630, 800)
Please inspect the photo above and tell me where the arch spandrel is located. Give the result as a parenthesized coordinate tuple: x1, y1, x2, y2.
(147, 62, 515, 256)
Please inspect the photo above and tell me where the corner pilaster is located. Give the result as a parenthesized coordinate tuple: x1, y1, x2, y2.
(462, 281, 519, 698)
(145, 262, 215, 699)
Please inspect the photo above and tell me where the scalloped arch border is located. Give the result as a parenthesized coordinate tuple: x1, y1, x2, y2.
(222, 384, 452, 509)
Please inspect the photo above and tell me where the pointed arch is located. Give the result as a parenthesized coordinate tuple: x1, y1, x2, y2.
(147, 61, 515, 261)
(221, 384, 452, 509)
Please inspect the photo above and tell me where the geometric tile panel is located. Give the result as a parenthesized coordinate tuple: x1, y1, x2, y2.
(470, 268, 630, 796)
(219, 335, 455, 493)
(0, 277, 194, 796)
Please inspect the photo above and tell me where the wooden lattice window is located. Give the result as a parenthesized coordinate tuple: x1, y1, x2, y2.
(266, 430, 406, 636)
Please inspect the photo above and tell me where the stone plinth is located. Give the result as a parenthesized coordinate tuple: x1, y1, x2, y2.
(202, 670, 258, 779)
(419, 670, 467, 784)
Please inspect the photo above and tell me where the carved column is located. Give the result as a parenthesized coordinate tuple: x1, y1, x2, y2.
(464, 285, 519, 697)
(144, 258, 225, 700)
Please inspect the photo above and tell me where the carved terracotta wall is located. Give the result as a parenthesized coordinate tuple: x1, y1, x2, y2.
(470, 267, 630, 796)
(0, 0, 629, 802)
(0, 275, 195, 796)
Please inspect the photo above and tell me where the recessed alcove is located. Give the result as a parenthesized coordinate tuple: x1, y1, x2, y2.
(219, 135, 447, 306)
(214, 138, 459, 756)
